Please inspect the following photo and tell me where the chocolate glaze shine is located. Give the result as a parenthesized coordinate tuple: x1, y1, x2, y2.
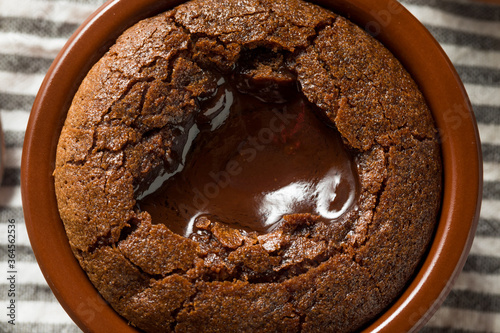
(137, 76, 359, 237)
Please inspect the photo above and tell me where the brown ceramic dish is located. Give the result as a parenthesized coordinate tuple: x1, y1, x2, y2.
(474, 0, 500, 4)
(21, 0, 482, 332)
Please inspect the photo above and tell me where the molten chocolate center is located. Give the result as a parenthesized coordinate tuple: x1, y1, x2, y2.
(137, 76, 359, 237)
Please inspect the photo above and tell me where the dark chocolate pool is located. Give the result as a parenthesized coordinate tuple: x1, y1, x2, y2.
(137, 73, 359, 237)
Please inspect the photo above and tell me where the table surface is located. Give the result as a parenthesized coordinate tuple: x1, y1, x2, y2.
(0, 0, 499, 332)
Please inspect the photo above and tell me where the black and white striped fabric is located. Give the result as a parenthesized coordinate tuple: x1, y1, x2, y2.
(0, 0, 498, 332)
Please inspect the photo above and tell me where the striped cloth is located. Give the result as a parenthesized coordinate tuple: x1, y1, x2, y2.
(0, 0, 498, 332)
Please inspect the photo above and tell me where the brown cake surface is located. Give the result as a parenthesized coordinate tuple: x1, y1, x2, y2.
(54, 0, 442, 331)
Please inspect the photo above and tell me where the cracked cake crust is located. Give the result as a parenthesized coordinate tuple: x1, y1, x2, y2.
(54, 0, 442, 332)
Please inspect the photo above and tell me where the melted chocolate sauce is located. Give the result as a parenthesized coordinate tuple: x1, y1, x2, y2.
(137, 75, 359, 237)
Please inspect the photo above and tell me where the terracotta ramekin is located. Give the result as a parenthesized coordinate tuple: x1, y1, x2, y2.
(21, 0, 482, 332)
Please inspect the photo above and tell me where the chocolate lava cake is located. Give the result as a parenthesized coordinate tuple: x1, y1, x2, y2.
(54, 0, 442, 331)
